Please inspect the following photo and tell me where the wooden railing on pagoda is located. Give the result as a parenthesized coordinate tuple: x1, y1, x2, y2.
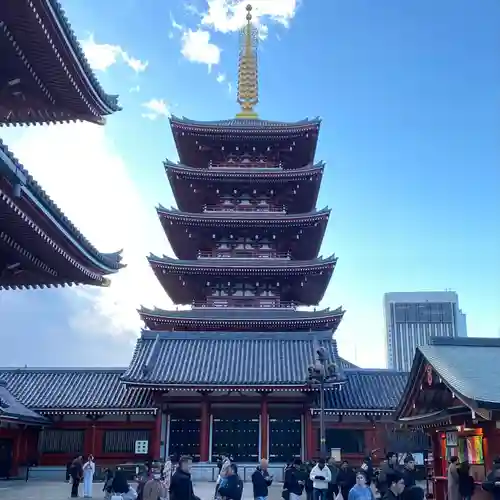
(208, 160, 283, 169)
(203, 204, 286, 213)
(198, 250, 291, 259)
(192, 299, 297, 309)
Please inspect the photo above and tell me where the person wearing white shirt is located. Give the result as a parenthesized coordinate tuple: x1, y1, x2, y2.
(310, 459, 332, 500)
(82, 455, 95, 498)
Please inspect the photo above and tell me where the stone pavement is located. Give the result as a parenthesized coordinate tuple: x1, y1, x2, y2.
(0, 481, 285, 500)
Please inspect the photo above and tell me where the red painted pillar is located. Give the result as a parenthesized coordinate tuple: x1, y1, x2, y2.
(305, 409, 314, 460)
(260, 394, 269, 460)
(151, 410, 162, 460)
(200, 398, 210, 462)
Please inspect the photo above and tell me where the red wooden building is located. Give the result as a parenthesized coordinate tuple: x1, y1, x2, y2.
(396, 337, 500, 500)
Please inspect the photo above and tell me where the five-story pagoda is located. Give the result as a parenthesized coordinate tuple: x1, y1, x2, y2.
(123, 5, 345, 464)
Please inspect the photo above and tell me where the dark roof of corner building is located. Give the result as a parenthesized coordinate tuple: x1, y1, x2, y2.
(0, 368, 155, 413)
(122, 330, 345, 388)
(0, 140, 125, 274)
(315, 369, 408, 415)
(0, 380, 48, 424)
(169, 116, 321, 130)
(403, 337, 500, 407)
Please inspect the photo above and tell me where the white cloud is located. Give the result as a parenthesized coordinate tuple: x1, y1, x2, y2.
(3, 123, 170, 340)
(216, 73, 226, 83)
(130, 85, 140, 93)
(171, 14, 184, 31)
(201, 0, 298, 33)
(228, 82, 233, 94)
(141, 98, 170, 120)
(181, 29, 221, 70)
(80, 34, 148, 73)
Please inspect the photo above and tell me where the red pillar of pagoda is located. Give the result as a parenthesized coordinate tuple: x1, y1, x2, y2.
(260, 394, 269, 459)
(152, 410, 162, 460)
(200, 397, 210, 462)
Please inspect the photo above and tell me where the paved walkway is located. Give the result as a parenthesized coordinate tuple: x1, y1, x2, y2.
(0, 481, 284, 500)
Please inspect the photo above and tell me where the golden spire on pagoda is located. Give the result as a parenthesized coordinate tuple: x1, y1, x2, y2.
(236, 4, 259, 119)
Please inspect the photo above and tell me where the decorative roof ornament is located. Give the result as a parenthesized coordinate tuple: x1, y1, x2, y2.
(236, 5, 259, 119)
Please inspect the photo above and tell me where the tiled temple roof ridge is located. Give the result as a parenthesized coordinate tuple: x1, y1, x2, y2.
(164, 159, 325, 172)
(169, 115, 321, 129)
(157, 205, 330, 221)
(139, 329, 335, 341)
(148, 254, 337, 268)
(0, 140, 125, 272)
(40, 0, 121, 114)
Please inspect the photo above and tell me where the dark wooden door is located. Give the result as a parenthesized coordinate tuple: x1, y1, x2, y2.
(0, 439, 13, 478)
(169, 418, 201, 462)
(269, 418, 301, 463)
(212, 417, 259, 462)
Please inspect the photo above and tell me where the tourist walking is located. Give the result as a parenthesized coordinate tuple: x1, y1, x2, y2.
(143, 473, 167, 500)
(401, 455, 416, 489)
(103, 468, 114, 500)
(447, 457, 460, 500)
(170, 456, 199, 500)
(161, 456, 174, 500)
(252, 459, 273, 500)
(377, 453, 399, 497)
(310, 458, 332, 500)
(327, 457, 339, 500)
(111, 468, 138, 500)
(348, 471, 373, 500)
(458, 461, 475, 500)
(70, 455, 84, 498)
(218, 463, 243, 500)
(337, 461, 356, 500)
(284, 458, 305, 500)
(82, 454, 95, 498)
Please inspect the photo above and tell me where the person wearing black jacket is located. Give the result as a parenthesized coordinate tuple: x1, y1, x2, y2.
(218, 463, 243, 500)
(381, 471, 405, 500)
(284, 459, 305, 500)
(252, 459, 273, 500)
(401, 455, 416, 489)
(337, 461, 356, 500)
(70, 456, 83, 498)
(170, 456, 199, 500)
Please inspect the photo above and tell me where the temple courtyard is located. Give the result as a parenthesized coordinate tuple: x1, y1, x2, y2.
(0, 481, 284, 500)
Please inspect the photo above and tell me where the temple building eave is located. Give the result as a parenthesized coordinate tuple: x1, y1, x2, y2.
(1, 0, 120, 125)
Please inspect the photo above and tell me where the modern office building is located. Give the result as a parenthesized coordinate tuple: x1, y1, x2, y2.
(384, 291, 467, 371)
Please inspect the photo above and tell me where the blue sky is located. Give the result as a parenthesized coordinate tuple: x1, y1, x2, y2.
(0, 0, 499, 368)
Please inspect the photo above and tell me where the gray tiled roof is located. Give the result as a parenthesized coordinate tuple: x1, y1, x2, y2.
(157, 206, 330, 225)
(170, 116, 321, 130)
(316, 369, 408, 414)
(165, 160, 325, 179)
(148, 254, 337, 272)
(0, 380, 48, 424)
(139, 306, 344, 321)
(122, 330, 345, 387)
(0, 368, 155, 412)
(417, 337, 500, 404)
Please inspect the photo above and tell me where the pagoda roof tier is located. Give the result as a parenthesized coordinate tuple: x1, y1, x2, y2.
(166, 161, 324, 214)
(0, 368, 156, 415)
(1, 0, 120, 126)
(157, 206, 330, 260)
(169, 115, 321, 170)
(123, 330, 345, 390)
(0, 140, 124, 289)
(0, 379, 48, 425)
(148, 255, 336, 305)
(139, 305, 344, 333)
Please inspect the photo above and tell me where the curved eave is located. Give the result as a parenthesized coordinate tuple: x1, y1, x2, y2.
(0, 190, 112, 289)
(165, 160, 325, 180)
(148, 255, 337, 275)
(169, 115, 321, 134)
(1, 0, 120, 124)
(0, 141, 124, 274)
(139, 306, 344, 322)
(40, 0, 121, 114)
(157, 206, 331, 226)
